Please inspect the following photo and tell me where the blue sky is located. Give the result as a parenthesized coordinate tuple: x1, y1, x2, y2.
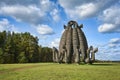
(0, 0, 120, 61)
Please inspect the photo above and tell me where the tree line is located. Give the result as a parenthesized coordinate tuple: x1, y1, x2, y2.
(0, 31, 53, 63)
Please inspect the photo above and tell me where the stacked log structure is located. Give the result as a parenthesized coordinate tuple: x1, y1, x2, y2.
(52, 20, 98, 64)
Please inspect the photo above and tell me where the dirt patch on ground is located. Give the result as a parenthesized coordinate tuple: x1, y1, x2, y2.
(0, 65, 40, 74)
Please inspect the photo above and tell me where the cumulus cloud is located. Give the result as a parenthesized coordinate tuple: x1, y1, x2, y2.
(40, 0, 55, 12)
(96, 50, 120, 61)
(61, 3, 97, 19)
(98, 23, 119, 33)
(50, 9, 60, 21)
(101, 7, 120, 24)
(98, 5, 120, 33)
(59, 0, 120, 34)
(0, 5, 48, 24)
(0, 0, 61, 36)
(58, 0, 117, 19)
(0, 0, 39, 6)
(109, 38, 120, 44)
(36, 24, 54, 35)
(0, 18, 18, 32)
(96, 38, 120, 60)
(0, 0, 60, 24)
(49, 38, 60, 48)
(108, 38, 120, 48)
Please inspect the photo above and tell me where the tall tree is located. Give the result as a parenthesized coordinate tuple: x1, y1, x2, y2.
(0, 31, 53, 63)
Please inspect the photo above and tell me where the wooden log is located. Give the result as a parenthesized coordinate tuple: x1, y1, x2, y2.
(77, 25, 88, 62)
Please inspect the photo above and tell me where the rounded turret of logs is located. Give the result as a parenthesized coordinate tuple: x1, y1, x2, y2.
(52, 21, 98, 64)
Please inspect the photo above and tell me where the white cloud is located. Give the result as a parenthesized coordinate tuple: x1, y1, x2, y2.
(59, 0, 120, 35)
(0, 0, 39, 6)
(96, 51, 120, 61)
(59, 1, 97, 19)
(108, 38, 120, 48)
(0, 5, 45, 24)
(58, 0, 116, 19)
(96, 38, 120, 60)
(108, 44, 117, 48)
(98, 23, 119, 33)
(50, 9, 60, 21)
(98, 5, 120, 33)
(49, 38, 60, 48)
(100, 6, 120, 24)
(67, 3, 98, 19)
(0, 0, 61, 36)
(0, 0, 62, 38)
(0, 0, 60, 24)
(36, 24, 54, 35)
(76, 3, 97, 18)
(40, 0, 55, 12)
(109, 38, 120, 44)
(0, 18, 18, 32)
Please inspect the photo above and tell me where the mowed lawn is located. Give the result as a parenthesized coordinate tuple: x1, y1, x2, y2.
(0, 63, 120, 80)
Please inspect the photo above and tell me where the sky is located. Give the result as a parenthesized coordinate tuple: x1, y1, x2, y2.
(0, 0, 120, 61)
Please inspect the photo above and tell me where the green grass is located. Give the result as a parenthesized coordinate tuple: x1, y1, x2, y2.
(0, 63, 120, 80)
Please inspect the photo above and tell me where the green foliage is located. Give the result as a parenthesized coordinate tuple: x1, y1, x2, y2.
(0, 31, 53, 63)
(0, 48, 4, 63)
(3, 53, 14, 63)
(0, 63, 120, 80)
(39, 47, 53, 62)
(18, 52, 28, 63)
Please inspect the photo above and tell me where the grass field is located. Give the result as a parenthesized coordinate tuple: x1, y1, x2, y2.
(0, 63, 120, 80)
